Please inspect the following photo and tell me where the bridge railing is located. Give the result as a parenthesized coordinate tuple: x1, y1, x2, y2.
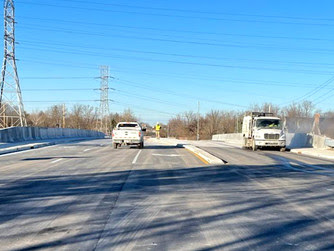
(0, 127, 105, 143)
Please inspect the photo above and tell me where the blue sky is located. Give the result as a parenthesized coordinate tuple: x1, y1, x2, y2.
(4, 0, 334, 124)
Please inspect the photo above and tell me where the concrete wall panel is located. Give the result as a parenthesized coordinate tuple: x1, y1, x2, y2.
(0, 127, 105, 143)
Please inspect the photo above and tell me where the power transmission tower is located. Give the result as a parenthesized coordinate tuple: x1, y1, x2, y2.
(0, 0, 26, 128)
(98, 65, 110, 134)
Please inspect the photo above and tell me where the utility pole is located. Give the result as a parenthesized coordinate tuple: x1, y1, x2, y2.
(236, 117, 239, 133)
(197, 101, 200, 141)
(0, 0, 26, 128)
(98, 65, 110, 134)
(62, 103, 66, 128)
(167, 124, 170, 138)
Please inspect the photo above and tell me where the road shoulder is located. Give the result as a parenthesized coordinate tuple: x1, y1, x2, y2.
(290, 147, 334, 160)
(0, 137, 103, 155)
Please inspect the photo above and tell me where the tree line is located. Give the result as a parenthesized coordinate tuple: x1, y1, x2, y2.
(21, 100, 334, 139)
(166, 101, 334, 140)
(25, 105, 138, 131)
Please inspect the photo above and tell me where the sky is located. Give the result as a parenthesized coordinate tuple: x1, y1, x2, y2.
(2, 0, 334, 124)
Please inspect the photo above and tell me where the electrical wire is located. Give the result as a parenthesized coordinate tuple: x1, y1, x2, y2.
(18, 27, 334, 55)
(116, 79, 249, 108)
(17, 38, 334, 69)
(24, 100, 103, 103)
(17, 45, 334, 75)
(17, 58, 334, 90)
(19, 15, 334, 43)
(22, 88, 99, 91)
(287, 76, 334, 105)
(15, 1, 334, 27)
(23, 0, 334, 23)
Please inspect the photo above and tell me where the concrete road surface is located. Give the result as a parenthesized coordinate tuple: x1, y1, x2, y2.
(0, 139, 334, 250)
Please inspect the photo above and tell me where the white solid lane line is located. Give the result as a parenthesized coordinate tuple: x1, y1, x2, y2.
(51, 158, 62, 164)
(83, 148, 92, 152)
(132, 150, 142, 164)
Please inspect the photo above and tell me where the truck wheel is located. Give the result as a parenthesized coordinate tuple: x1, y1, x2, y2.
(252, 140, 257, 151)
(113, 143, 118, 149)
(138, 142, 144, 149)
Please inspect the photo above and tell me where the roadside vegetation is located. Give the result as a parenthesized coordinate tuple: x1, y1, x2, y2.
(23, 100, 334, 139)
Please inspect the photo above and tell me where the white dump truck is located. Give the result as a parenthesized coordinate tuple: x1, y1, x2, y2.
(112, 122, 146, 149)
(242, 112, 286, 151)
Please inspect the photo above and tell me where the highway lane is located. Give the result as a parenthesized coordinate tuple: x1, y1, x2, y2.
(199, 144, 334, 250)
(0, 139, 334, 250)
(0, 139, 204, 250)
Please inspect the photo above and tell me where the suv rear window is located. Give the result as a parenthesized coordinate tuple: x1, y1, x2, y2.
(118, 124, 139, 128)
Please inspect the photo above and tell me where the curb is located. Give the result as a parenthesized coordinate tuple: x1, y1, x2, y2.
(290, 149, 334, 160)
(182, 144, 225, 165)
(0, 137, 103, 156)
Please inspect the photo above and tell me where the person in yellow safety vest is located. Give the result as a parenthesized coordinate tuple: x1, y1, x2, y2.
(155, 122, 161, 139)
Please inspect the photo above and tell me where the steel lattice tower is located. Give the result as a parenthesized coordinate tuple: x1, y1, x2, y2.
(98, 65, 110, 134)
(0, 0, 26, 128)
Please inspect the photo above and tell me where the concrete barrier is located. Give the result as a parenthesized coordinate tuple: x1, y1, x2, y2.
(286, 133, 312, 149)
(212, 132, 333, 149)
(0, 127, 105, 143)
(325, 138, 334, 148)
(312, 134, 328, 149)
(183, 144, 225, 165)
(212, 133, 243, 144)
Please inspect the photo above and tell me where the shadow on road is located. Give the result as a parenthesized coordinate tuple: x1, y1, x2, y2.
(142, 145, 181, 150)
(1, 162, 334, 250)
(21, 157, 90, 161)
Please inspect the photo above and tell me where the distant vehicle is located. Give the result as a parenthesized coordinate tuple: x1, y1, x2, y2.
(112, 122, 146, 149)
(242, 112, 286, 151)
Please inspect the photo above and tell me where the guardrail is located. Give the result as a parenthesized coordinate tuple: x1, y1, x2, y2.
(0, 127, 105, 143)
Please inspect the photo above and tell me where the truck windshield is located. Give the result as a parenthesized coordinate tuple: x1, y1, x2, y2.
(256, 119, 281, 129)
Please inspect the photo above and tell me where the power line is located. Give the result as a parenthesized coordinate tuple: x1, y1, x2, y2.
(18, 29, 334, 56)
(18, 58, 334, 90)
(313, 91, 334, 106)
(19, 59, 99, 70)
(22, 88, 100, 91)
(113, 101, 178, 117)
(15, 1, 334, 27)
(281, 76, 334, 106)
(19, 15, 334, 43)
(115, 90, 190, 108)
(50, 0, 334, 23)
(116, 79, 249, 108)
(21, 76, 99, 80)
(17, 45, 334, 75)
(297, 76, 334, 102)
(24, 100, 105, 103)
(17, 39, 334, 69)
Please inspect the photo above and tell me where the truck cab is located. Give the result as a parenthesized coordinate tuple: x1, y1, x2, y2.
(242, 112, 286, 151)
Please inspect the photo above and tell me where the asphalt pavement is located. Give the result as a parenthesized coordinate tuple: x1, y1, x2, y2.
(0, 138, 334, 250)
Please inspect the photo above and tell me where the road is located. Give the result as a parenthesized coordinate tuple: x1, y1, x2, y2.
(0, 139, 334, 250)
